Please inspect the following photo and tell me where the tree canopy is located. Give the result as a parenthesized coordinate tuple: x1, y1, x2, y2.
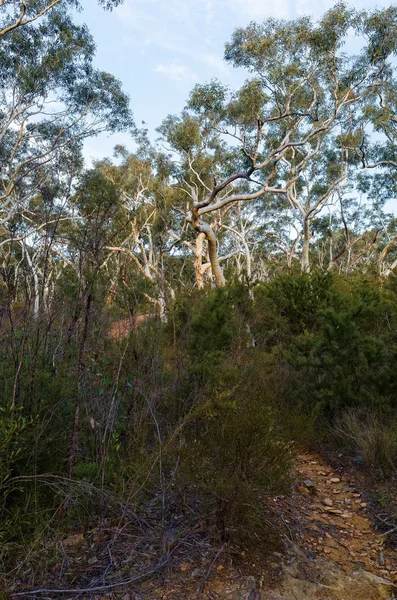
(2, 3, 397, 592)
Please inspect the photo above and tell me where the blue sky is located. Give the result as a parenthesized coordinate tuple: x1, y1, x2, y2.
(76, 0, 393, 163)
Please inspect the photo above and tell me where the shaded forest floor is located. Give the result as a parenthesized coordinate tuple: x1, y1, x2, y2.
(134, 450, 397, 600)
(9, 450, 397, 600)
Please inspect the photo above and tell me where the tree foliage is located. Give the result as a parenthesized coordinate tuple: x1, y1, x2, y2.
(3, 2, 397, 590)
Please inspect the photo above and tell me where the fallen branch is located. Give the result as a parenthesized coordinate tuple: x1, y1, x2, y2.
(280, 514, 294, 540)
(198, 545, 224, 595)
(380, 525, 397, 537)
(11, 555, 172, 597)
(326, 533, 352, 554)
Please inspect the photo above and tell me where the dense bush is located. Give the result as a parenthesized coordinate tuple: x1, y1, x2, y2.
(1, 272, 397, 582)
(336, 409, 397, 478)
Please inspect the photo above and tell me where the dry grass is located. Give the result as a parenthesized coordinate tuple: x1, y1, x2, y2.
(336, 409, 397, 477)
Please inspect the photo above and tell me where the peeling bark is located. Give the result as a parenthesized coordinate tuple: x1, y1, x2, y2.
(192, 218, 225, 287)
(195, 232, 205, 289)
(378, 236, 397, 278)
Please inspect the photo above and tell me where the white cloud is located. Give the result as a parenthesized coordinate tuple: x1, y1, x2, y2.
(295, 0, 331, 18)
(154, 62, 196, 82)
(230, 0, 294, 20)
(116, 0, 213, 34)
(199, 52, 230, 75)
(116, 1, 232, 78)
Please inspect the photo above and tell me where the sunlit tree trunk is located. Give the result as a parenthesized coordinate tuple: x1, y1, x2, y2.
(195, 232, 205, 289)
(378, 236, 397, 278)
(192, 216, 225, 287)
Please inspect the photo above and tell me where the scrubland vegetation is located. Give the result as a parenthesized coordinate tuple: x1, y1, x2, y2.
(2, 274, 397, 588)
(1, 0, 397, 592)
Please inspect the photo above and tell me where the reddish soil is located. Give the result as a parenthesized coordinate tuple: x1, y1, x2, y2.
(10, 450, 397, 599)
(136, 450, 397, 599)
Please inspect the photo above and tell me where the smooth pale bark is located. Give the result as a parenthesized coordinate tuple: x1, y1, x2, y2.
(301, 218, 311, 273)
(220, 219, 253, 280)
(105, 245, 174, 318)
(378, 236, 397, 278)
(195, 232, 205, 289)
(24, 247, 40, 319)
(243, 237, 252, 280)
(184, 73, 353, 283)
(288, 233, 301, 269)
(192, 219, 226, 287)
(144, 292, 168, 323)
(0, 0, 62, 39)
(383, 257, 397, 278)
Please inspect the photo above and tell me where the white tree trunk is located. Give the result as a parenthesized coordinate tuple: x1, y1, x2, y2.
(24, 247, 40, 319)
(195, 232, 205, 289)
(301, 217, 311, 273)
(193, 219, 225, 287)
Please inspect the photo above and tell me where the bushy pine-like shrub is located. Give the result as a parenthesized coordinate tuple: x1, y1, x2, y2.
(165, 353, 293, 549)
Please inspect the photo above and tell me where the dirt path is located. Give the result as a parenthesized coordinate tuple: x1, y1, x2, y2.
(139, 450, 397, 599)
(15, 449, 395, 599)
(261, 450, 397, 600)
(293, 451, 397, 580)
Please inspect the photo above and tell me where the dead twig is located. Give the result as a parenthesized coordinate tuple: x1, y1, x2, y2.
(326, 533, 351, 554)
(198, 546, 224, 595)
(10, 554, 172, 597)
(280, 514, 294, 540)
(380, 525, 397, 537)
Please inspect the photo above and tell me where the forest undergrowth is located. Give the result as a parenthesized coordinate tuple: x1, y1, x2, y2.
(3, 1, 397, 596)
(1, 273, 397, 596)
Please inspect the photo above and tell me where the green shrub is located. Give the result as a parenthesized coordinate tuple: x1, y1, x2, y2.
(276, 273, 395, 419)
(336, 409, 397, 478)
(168, 354, 293, 550)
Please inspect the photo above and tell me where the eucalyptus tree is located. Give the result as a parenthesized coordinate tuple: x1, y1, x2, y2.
(159, 4, 397, 285)
(310, 187, 384, 273)
(218, 203, 259, 281)
(157, 111, 245, 287)
(346, 11, 397, 275)
(0, 2, 132, 249)
(253, 195, 302, 271)
(0, 0, 122, 39)
(97, 144, 179, 319)
(0, 0, 132, 337)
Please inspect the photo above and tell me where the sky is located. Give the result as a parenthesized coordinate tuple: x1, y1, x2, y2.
(75, 0, 394, 164)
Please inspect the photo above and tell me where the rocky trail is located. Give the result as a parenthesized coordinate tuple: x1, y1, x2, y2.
(137, 450, 397, 600)
(294, 451, 397, 581)
(262, 450, 397, 599)
(11, 450, 397, 599)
